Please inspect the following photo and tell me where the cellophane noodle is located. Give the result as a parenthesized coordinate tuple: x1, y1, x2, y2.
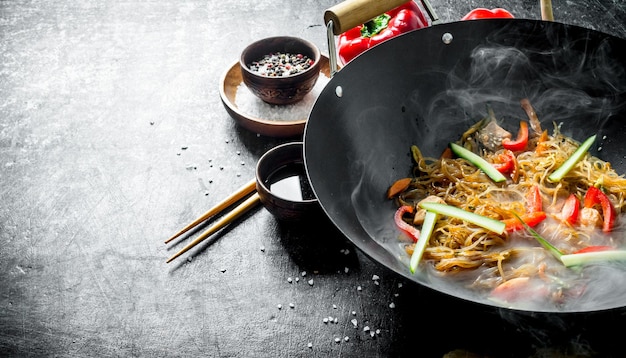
(393, 102, 626, 306)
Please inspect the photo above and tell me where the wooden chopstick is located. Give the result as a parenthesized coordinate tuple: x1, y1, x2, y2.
(164, 178, 257, 244)
(166, 192, 261, 263)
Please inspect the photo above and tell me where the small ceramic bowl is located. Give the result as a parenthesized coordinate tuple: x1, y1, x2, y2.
(255, 142, 322, 221)
(240, 36, 321, 105)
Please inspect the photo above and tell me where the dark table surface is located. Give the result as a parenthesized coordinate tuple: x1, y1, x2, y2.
(2, 1, 626, 357)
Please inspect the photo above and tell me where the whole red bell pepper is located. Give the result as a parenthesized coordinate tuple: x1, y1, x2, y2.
(337, 1, 429, 65)
(461, 8, 514, 20)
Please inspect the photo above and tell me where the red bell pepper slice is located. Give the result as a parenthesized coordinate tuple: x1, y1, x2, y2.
(501, 121, 529, 151)
(337, 1, 429, 65)
(502, 211, 546, 232)
(560, 194, 580, 224)
(502, 185, 546, 232)
(492, 150, 516, 174)
(583, 186, 616, 232)
(526, 184, 543, 213)
(461, 8, 515, 20)
(394, 205, 420, 242)
(573, 245, 613, 254)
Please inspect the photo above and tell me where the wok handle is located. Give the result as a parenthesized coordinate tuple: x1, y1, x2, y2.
(324, 0, 410, 35)
(540, 0, 554, 21)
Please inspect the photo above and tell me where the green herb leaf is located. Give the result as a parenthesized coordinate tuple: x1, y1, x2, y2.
(512, 212, 563, 261)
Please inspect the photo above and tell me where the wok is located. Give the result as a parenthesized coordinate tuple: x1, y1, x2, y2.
(303, 3, 626, 314)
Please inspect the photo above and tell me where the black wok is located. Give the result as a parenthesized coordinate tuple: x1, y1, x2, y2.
(303, 15, 626, 314)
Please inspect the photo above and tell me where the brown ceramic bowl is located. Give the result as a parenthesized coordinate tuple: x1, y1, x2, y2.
(255, 142, 322, 221)
(240, 36, 321, 105)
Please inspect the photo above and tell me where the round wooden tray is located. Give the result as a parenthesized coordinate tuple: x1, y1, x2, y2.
(219, 55, 332, 138)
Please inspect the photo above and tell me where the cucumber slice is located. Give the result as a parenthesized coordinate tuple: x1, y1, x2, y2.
(548, 134, 596, 182)
(409, 210, 438, 274)
(449, 143, 507, 183)
(560, 250, 626, 267)
(419, 202, 506, 234)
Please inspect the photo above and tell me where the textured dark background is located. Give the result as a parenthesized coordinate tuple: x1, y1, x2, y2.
(1, 1, 626, 357)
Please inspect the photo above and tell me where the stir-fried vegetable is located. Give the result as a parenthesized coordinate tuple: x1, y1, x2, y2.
(449, 142, 507, 183)
(560, 193, 580, 224)
(548, 134, 596, 182)
(560, 250, 626, 267)
(512, 212, 563, 261)
(514, 212, 626, 267)
(419, 201, 506, 234)
(501, 121, 529, 151)
(409, 210, 437, 273)
(584, 186, 616, 232)
(394, 205, 420, 241)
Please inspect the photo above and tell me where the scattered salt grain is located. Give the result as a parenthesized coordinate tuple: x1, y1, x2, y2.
(287, 277, 293, 283)
(376, 329, 381, 335)
(344, 267, 349, 274)
(332, 304, 337, 309)
(357, 286, 362, 291)
(323, 317, 329, 324)
(301, 271, 307, 277)
(307, 342, 313, 349)
(351, 319, 358, 328)
(344, 336, 349, 342)
(351, 311, 356, 316)
(372, 275, 380, 281)
(389, 302, 395, 309)
(289, 303, 295, 309)
(235, 74, 330, 122)
(277, 304, 283, 310)
(308, 279, 314, 286)
(363, 326, 370, 332)
(334, 337, 341, 343)
(260, 246, 265, 252)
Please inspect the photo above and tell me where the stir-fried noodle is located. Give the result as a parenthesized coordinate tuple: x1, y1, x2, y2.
(391, 99, 626, 304)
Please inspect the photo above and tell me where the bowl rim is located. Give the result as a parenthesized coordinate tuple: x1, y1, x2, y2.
(255, 141, 318, 205)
